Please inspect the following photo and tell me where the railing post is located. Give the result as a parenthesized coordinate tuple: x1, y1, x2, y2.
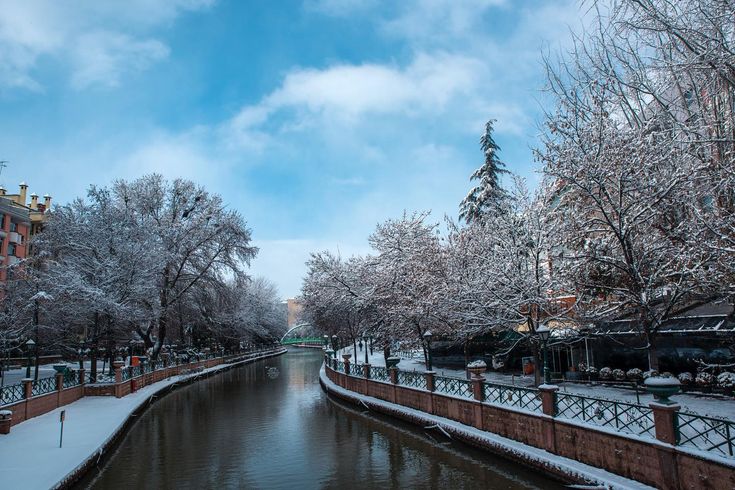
(78, 368, 86, 385)
(55, 373, 64, 392)
(389, 367, 398, 385)
(424, 371, 435, 392)
(344, 359, 351, 376)
(471, 375, 485, 402)
(539, 384, 559, 417)
(113, 361, 124, 384)
(650, 402, 680, 445)
(363, 363, 371, 379)
(22, 378, 32, 399)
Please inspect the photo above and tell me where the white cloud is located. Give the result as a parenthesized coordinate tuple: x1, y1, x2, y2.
(225, 52, 487, 147)
(71, 32, 169, 89)
(0, 0, 213, 91)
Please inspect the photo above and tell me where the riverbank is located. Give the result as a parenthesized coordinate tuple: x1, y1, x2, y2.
(320, 364, 653, 490)
(0, 348, 286, 490)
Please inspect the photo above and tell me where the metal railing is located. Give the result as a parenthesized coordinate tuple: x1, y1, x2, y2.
(370, 366, 389, 382)
(0, 348, 283, 408)
(31, 376, 57, 396)
(484, 383, 543, 413)
(85, 371, 116, 384)
(0, 383, 24, 405)
(63, 370, 79, 389)
(434, 376, 473, 399)
(676, 411, 735, 458)
(397, 370, 427, 390)
(556, 392, 655, 437)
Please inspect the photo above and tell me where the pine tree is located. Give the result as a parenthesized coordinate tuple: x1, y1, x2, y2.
(459, 120, 508, 223)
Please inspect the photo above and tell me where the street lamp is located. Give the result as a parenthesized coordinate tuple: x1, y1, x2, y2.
(323, 335, 329, 349)
(25, 339, 36, 378)
(537, 324, 551, 384)
(423, 331, 433, 371)
(331, 335, 338, 352)
(369, 335, 374, 356)
(363, 334, 369, 364)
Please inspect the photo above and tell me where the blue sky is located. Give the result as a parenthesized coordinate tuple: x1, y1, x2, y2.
(0, 0, 584, 298)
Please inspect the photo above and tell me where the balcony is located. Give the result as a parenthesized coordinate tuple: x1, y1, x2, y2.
(8, 231, 21, 244)
(7, 256, 20, 266)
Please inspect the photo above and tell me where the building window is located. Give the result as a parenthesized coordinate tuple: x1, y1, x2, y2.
(8, 243, 16, 256)
(10, 221, 17, 232)
(0, 213, 5, 228)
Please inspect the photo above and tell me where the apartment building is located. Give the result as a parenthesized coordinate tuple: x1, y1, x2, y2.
(0, 182, 51, 282)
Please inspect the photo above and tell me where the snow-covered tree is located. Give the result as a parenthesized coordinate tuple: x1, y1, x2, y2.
(113, 175, 258, 358)
(459, 120, 508, 223)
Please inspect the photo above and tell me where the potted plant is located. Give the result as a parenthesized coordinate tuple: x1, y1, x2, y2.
(386, 356, 400, 369)
(467, 360, 487, 378)
(342, 353, 352, 362)
(644, 376, 681, 405)
(52, 363, 70, 374)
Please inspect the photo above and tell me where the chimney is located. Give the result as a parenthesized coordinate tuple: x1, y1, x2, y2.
(19, 182, 27, 206)
(30, 193, 38, 210)
(0, 186, 5, 196)
(43, 194, 52, 211)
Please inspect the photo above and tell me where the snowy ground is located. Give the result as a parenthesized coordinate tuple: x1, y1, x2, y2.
(0, 350, 285, 490)
(338, 345, 735, 420)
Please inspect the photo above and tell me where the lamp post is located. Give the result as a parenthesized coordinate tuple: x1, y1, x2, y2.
(363, 335, 369, 364)
(537, 324, 551, 384)
(369, 335, 373, 356)
(423, 331, 433, 371)
(25, 339, 35, 379)
(323, 335, 329, 349)
(331, 335, 338, 352)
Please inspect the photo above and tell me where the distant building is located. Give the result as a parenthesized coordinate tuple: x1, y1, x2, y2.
(0, 182, 52, 282)
(286, 298, 303, 327)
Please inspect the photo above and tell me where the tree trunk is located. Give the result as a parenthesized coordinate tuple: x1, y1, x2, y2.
(464, 336, 471, 379)
(646, 332, 660, 371)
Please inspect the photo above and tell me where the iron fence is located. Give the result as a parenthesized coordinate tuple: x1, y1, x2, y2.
(85, 371, 116, 384)
(483, 383, 543, 413)
(0, 383, 24, 405)
(397, 370, 427, 390)
(31, 376, 57, 396)
(63, 370, 79, 389)
(676, 411, 735, 458)
(434, 375, 473, 399)
(370, 366, 390, 382)
(556, 392, 655, 438)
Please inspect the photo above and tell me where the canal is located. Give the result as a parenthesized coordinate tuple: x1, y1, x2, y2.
(83, 349, 563, 489)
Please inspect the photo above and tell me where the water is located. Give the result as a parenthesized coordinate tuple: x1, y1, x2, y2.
(84, 349, 563, 489)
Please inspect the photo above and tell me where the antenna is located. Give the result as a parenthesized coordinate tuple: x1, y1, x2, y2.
(0, 161, 7, 179)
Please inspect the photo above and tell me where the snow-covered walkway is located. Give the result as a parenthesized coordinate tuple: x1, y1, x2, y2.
(338, 346, 735, 420)
(0, 350, 285, 490)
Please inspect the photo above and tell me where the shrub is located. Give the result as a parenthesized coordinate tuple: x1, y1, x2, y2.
(717, 372, 735, 389)
(626, 368, 643, 381)
(677, 372, 693, 385)
(643, 370, 659, 380)
(599, 367, 612, 380)
(695, 372, 714, 386)
(612, 368, 626, 381)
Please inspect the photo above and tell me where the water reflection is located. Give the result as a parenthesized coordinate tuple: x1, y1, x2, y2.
(83, 350, 563, 489)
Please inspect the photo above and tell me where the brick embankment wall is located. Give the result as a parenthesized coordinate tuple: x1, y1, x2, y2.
(323, 363, 735, 490)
